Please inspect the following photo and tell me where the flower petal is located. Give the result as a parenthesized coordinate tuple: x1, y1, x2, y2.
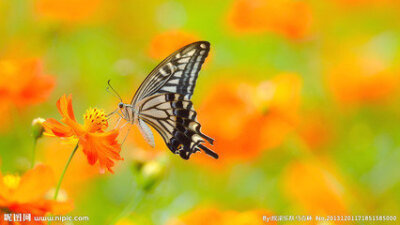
(52, 94, 86, 136)
(45, 199, 74, 215)
(16, 59, 56, 107)
(80, 130, 122, 173)
(0, 173, 12, 205)
(43, 118, 74, 137)
(56, 94, 76, 122)
(13, 164, 55, 203)
(66, 94, 76, 121)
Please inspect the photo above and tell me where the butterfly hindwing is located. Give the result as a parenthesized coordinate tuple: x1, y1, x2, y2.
(137, 93, 217, 160)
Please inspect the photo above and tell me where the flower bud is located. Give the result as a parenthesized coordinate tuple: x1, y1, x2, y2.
(47, 188, 68, 202)
(139, 160, 165, 191)
(32, 117, 45, 139)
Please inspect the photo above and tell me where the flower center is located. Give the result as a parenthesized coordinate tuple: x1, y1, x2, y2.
(83, 108, 108, 132)
(3, 174, 21, 189)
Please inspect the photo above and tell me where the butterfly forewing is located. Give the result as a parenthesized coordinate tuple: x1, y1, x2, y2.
(131, 41, 210, 105)
(125, 41, 216, 160)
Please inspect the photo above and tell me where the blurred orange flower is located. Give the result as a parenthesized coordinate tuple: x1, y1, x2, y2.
(331, 0, 400, 7)
(166, 207, 276, 225)
(34, 0, 104, 23)
(255, 74, 302, 150)
(0, 164, 72, 224)
(297, 110, 333, 150)
(195, 82, 261, 166)
(326, 54, 400, 106)
(196, 73, 302, 166)
(41, 139, 100, 197)
(227, 0, 313, 40)
(43, 94, 122, 173)
(148, 30, 199, 60)
(282, 160, 348, 215)
(0, 58, 55, 130)
(0, 59, 55, 106)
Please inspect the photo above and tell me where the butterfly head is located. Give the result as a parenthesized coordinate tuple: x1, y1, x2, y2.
(118, 102, 128, 119)
(118, 102, 124, 109)
(117, 102, 135, 122)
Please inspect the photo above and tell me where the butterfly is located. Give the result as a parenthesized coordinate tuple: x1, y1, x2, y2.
(109, 41, 218, 160)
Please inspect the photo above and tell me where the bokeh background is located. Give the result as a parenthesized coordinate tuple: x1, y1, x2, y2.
(1, 0, 400, 224)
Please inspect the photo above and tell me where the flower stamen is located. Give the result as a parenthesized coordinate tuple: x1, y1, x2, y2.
(3, 174, 21, 189)
(83, 108, 108, 132)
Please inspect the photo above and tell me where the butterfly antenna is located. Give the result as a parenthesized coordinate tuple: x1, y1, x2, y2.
(107, 80, 123, 102)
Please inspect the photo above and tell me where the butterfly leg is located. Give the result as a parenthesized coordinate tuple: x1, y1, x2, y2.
(107, 108, 119, 117)
(120, 121, 132, 129)
(114, 116, 123, 129)
(120, 123, 133, 146)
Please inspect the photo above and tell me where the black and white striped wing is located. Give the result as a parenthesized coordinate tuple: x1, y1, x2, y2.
(137, 93, 217, 160)
(131, 41, 210, 105)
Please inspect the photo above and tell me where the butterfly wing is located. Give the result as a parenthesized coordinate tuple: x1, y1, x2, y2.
(136, 93, 217, 159)
(131, 41, 210, 105)
(130, 41, 216, 159)
(138, 118, 155, 148)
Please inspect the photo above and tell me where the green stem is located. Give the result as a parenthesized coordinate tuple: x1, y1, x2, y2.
(109, 189, 145, 225)
(31, 138, 38, 169)
(53, 142, 79, 200)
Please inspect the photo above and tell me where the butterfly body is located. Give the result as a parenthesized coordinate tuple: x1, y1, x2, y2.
(116, 41, 217, 160)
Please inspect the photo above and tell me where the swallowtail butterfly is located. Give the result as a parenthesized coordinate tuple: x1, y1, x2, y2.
(111, 41, 217, 160)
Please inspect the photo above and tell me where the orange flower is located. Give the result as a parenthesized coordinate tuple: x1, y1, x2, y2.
(297, 110, 334, 150)
(0, 58, 55, 130)
(195, 82, 262, 167)
(148, 30, 199, 60)
(282, 160, 348, 215)
(326, 53, 399, 106)
(166, 207, 276, 225)
(255, 74, 302, 150)
(0, 59, 55, 106)
(0, 164, 72, 224)
(227, 0, 313, 40)
(34, 0, 104, 23)
(196, 73, 302, 167)
(331, 0, 400, 7)
(43, 94, 122, 173)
